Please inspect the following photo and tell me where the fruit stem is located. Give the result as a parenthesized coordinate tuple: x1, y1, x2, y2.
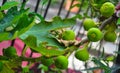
(21, 45, 28, 56)
(19, 56, 41, 62)
(75, 37, 90, 47)
(84, 42, 89, 49)
(99, 14, 118, 30)
(64, 42, 90, 58)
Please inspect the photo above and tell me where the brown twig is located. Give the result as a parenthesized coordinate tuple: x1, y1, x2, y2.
(99, 16, 115, 30)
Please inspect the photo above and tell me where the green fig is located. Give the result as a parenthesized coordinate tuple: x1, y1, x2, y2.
(87, 28, 103, 42)
(62, 30, 75, 40)
(54, 56, 68, 69)
(104, 22, 117, 31)
(104, 31, 117, 42)
(3, 47, 17, 57)
(75, 46, 89, 61)
(100, 2, 115, 17)
(83, 18, 96, 31)
(41, 56, 54, 66)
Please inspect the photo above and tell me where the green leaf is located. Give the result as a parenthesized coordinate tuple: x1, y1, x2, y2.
(92, 0, 107, 9)
(92, 58, 106, 67)
(36, 45, 65, 57)
(1, 59, 21, 73)
(0, 63, 14, 73)
(81, 67, 101, 71)
(106, 56, 115, 61)
(0, 6, 35, 42)
(23, 35, 37, 48)
(92, 58, 111, 71)
(38, 64, 48, 71)
(40, 0, 48, 6)
(117, 18, 120, 25)
(0, 12, 4, 20)
(0, 7, 17, 32)
(20, 16, 75, 56)
(20, 16, 76, 49)
(30, 12, 44, 21)
(11, 14, 35, 37)
(70, 4, 80, 10)
(22, 66, 29, 73)
(0, 1, 19, 11)
(73, 14, 83, 20)
(0, 32, 10, 42)
(23, 35, 65, 57)
(0, 7, 28, 32)
(100, 47, 105, 58)
(83, 13, 90, 18)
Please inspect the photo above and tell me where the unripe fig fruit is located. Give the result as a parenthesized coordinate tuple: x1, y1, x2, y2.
(75, 46, 89, 61)
(62, 30, 75, 40)
(87, 28, 103, 42)
(3, 47, 17, 57)
(100, 2, 115, 17)
(104, 31, 117, 42)
(41, 56, 54, 66)
(83, 18, 96, 31)
(54, 56, 68, 69)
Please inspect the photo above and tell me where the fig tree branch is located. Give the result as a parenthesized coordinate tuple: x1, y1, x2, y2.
(64, 14, 118, 57)
(99, 14, 117, 30)
(75, 14, 118, 47)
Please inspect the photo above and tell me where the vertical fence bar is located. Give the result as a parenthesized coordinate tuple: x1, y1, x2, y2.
(57, 0, 65, 16)
(65, 0, 74, 18)
(23, 0, 26, 3)
(70, 0, 84, 30)
(43, 0, 52, 18)
(76, 0, 84, 14)
(70, 0, 85, 39)
(2, 0, 7, 5)
(11, 39, 15, 46)
(76, 2, 90, 38)
(115, 42, 120, 65)
(34, 0, 41, 13)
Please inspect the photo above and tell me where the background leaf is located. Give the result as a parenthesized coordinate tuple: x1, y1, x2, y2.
(0, 1, 19, 11)
(24, 35, 65, 57)
(1, 59, 21, 73)
(0, 7, 35, 42)
(117, 18, 120, 25)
